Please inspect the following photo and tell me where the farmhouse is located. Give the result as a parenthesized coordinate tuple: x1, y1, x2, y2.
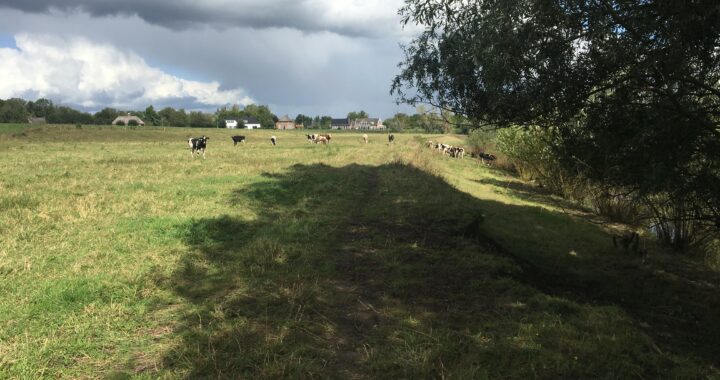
(112, 115, 145, 126)
(242, 116, 261, 129)
(351, 118, 384, 130)
(27, 117, 47, 124)
(331, 118, 351, 130)
(225, 117, 261, 129)
(275, 115, 303, 130)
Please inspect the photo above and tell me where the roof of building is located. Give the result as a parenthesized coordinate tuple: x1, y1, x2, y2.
(242, 116, 260, 124)
(277, 115, 294, 122)
(354, 118, 381, 123)
(112, 115, 145, 124)
(331, 118, 350, 125)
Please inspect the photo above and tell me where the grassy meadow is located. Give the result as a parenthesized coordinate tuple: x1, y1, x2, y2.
(0, 124, 718, 378)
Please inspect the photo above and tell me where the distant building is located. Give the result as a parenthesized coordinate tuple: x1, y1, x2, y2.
(331, 118, 350, 130)
(112, 115, 145, 126)
(27, 117, 47, 125)
(275, 115, 302, 130)
(241, 116, 261, 129)
(225, 120, 239, 128)
(351, 118, 384, 130)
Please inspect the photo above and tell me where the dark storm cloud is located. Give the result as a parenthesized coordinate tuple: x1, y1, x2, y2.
(0, 6, 416, 117)
(0, 0, 404, 37)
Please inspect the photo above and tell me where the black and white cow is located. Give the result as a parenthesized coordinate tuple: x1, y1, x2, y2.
(306, 134, 317, 143)
(439, 143, 451, 155)
(188, 136, 209, 159)
(449, 146, 465, 159)
(388, 134, 395, 144)
(231, 135, 246, 146)
(270, 135, 277, 146)
(477, 152, 497, 166)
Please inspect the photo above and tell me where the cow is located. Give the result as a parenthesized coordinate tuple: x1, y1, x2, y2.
(317, 133, 332, 143)
(426, 140, 434, 148)
(188, 136, 209, 159)
(315, 136, 329, 145)
(440, 143, 451, 155)
(270, 136, 277, 146)
(362, 134, 368, 144)
(477, 152, 497, 166)
(388, 134, 395, 144)
(231, 135, 246, 146)
(306, 134, 317, 143)
(449, 147, 465, 159)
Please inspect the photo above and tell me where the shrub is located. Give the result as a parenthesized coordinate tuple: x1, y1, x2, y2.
(588, 188, 643, 225)
(495, 126, 582, 198)
(466, 129, 495, 154)
(114, 120, 125, 126)
(127, 119, 139, 127)
(643, 194, 716, 253)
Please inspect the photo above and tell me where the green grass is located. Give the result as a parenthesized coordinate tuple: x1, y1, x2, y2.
(0, 124, 718, 378)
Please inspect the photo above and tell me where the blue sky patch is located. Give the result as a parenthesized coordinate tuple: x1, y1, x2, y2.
(0, 34, 18, 50)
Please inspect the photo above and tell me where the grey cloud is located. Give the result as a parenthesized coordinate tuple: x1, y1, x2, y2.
(0, 8, 415, 118)
(0, 0, 403, 38)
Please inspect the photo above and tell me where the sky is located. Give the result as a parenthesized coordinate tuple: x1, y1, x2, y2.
(0, 0, 419, 118)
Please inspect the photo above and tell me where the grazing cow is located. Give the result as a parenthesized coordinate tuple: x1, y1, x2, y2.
(306, 134, 317, 143)
(270, 136, 277, 146)
(231, 135, 246, 146)
(440, 143, 451, 155)
(388, 134, 395, 144)
(188, 136, 209, 159)
(362, 134, 368, 144)
(315, 136, 329, 145)
(449, 147, 465, 159)
(426, 140, 434, 148)
(477, 152, 497, 166)
(317, 133, 332, 143)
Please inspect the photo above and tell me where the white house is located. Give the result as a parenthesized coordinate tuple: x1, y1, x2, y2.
(350, 118, 384, 130)
(225, 119, 239, 128)
(242, 117, 261, 129)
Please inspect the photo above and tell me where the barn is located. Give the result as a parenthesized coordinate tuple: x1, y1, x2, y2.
(275, 115, 298, 130)
(112, 115, 145, 126)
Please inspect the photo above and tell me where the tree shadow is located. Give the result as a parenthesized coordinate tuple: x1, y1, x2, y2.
(145, 163, 718, 378)
(475, 177, 592, 213)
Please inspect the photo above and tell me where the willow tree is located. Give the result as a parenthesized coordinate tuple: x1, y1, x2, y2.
(393, 0, 720, 248)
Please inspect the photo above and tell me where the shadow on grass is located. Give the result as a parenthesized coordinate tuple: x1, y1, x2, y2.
(147, 163, 718, 378)
(475, 177, 592, 213)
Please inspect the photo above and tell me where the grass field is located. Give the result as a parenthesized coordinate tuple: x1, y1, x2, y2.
(1, 124, 718, 378)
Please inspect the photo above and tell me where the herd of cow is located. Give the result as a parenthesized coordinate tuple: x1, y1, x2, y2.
(188, 134, 495, 165)
(426, 140, 497, 165)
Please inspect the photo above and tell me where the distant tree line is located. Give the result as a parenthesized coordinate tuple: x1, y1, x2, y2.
(0, 97, 281, 128)
(1, 97, 471, 134)
(385, 106, 469, 133)
(0, 98, 95, 124)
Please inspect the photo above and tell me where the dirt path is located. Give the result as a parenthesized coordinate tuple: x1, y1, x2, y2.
(318, 168, 387, 378)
